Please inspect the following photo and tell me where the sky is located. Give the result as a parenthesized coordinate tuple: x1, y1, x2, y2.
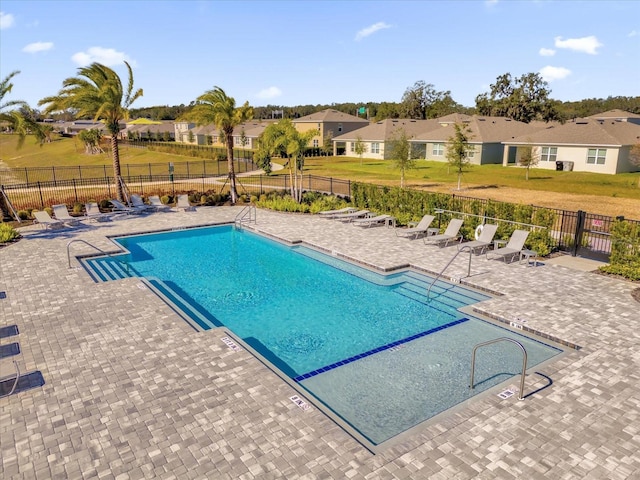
(1, 0, 639, 111)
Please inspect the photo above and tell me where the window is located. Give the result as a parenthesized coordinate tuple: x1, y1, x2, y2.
(433, 143, 444, 156)
(540, 147, 557, 162)
(587, 148, 606, 165)
(313, 139, 319, 148)
(371, 142, 380, 154)
(466, 149, 475, 159)
(338, 123, 343, 132)
(234, 137, 243, 146)
(350, 142, 355, 152)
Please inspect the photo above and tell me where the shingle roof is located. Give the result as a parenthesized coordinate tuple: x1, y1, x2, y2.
(506, 119, 640, 146)
(587, 109, 640, 120)
(294, 109, 369, 124)
(333, 119, 440, 142)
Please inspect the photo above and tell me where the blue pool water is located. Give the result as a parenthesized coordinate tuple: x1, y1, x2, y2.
(85, 225, 563, 446)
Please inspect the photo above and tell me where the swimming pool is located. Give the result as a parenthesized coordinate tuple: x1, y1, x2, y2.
(84, 225, 563, 446)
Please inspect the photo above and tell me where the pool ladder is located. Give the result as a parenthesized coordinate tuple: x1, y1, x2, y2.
(470, 337, 528, 400)
(426, 246, 473, 299)
(234, 205, 256, 229)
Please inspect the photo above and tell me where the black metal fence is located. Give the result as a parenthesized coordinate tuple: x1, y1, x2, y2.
(1, 168, 636, 259)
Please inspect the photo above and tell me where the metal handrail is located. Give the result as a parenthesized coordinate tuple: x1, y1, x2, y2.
(426, 245, 473, 299)
(234, 205, 256, 228)
(0, 360, 20, 398)
(67, 239, 117, 268)
(470, 337, 528, 401)
(434, 209, 545, 230)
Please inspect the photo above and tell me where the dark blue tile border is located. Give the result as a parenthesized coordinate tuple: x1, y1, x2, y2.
(294, 318, 470, 382)
(0, 291, 6, 299)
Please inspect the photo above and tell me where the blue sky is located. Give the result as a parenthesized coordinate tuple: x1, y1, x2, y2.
(1, 0, 638, 110)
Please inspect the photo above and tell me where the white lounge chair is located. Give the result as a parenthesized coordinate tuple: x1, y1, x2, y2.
(319, 207, 358, 217)
(130, 194, 154, 212)
(52, 204, 80, 226)
(424, 218, 464, 246)
(331, 209, 370, 222)
(459, 224, 499, 254)
(176, 194, 196, 212)
(487, 229, 530, 263)
(395, 214, 435, 239)
(110, 199, 141, 215)
(84, 202, 111, 222)
(148, 195, 171, 212)
(352, 214, 394, 228)
(33, 211, 64, 230)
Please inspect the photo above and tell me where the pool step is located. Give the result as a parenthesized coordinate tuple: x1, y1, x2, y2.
(399, 271, 489, 303)
(86, 257, 133, 282)
(394, 286, 468, 312)
(395, 280, 484, 309)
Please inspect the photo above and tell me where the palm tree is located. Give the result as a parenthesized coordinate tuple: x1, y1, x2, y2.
(38, 62, 143, 201)
(182, 86, 253, 204)
(257, 119, 316, 202)
(1, 70, 44, 148)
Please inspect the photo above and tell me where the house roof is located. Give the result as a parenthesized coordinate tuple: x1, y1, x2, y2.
(333, 119, 440, 142)
(414, 116, 545, 144)
(587, 109, 640, 120)
(506, 119, 640, 146)
(294, 109, 369, 124)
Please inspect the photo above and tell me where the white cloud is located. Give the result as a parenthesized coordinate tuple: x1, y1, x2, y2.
(539, 66, 571, 82)
(554, 35, 603, 55)
(71, 47, 136, 67)
(485, 0, 499, 6)
(256, 86, 282, 100)
(539, 48, 555, 57)
(22, 41, 53, 53)
(628, 30, 638, 37)
(0, 11, 15, 29)
(355, 22, 391, 41)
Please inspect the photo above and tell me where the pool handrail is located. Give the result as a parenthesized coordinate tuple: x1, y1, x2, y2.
(470, 337, 528, 401)
(426, 245, 473, 299)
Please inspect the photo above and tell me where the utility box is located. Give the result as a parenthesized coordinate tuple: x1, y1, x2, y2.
(556, 161, 563, 171)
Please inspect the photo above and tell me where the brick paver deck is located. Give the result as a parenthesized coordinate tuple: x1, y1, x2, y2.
(1, 207, 639, 479)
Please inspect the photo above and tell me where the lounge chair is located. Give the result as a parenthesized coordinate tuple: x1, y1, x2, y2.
(319, 207, 358, 217)
(352, 214, 394, 228)
(395, 214, 435, 239)
(84, 202, 111, 222)
(52, 204, 80, 226)
(109, 199, 141, 215)
(130, 194, 154, 212)
(176, 194, 196, 212)
(487, 229, 530, 263)
(148, 195, 171, 212)
(459, 224, 499, 254)
(423, 218, 464, 246)
(33, 211, 64, 230)
(331, 209, 370, 222)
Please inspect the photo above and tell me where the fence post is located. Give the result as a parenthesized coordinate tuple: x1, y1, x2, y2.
(573, 210, 586, 257)
(73, 178, 78, 202)
(38, 181, 44, 208)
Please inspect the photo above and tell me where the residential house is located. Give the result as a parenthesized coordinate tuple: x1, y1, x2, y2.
(293, 109, 370, 150)
(587, 109, 640, 126)
(503, 118, 640, 174)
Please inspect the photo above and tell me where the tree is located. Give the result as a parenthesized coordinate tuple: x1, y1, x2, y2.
(475, 72, 561, 123)
(354, 135, 366, 165)
(446, 122, 474, 190)
(629, 143, 640, 187)
(518, 139, 540, 180)
(322, 130, 334, 156)
(180, 87, 253, 204)
(77, 129, 104, 154)
(388, 128, 416, 188)
(256, 119, 316, 202)
(1, 70, 45, 148)
(401, 81, 457, 120)
(39, 62, 143, 201)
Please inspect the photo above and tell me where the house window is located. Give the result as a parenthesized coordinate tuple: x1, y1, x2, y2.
(338, 123, 343, 132)
(371, 142, 380, 154)
(540, 147, 557, 162)
(466, 149, 475, 159)
(587, 148, 606, 165)
(433, 143, 444, 156)
(234, 137, 243, 146)
(350, 142, 355, 152)
(313, 139, 319, 148)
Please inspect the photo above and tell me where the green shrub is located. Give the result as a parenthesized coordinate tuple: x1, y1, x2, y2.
(99, 199, 111, 210)
(161, 195, 171, 205)
(200, 195, 208, 205)
(72, 202, 83, 214)
(44, 207, 53, 216)
(17, 210, 29, 220)
(600, 219, 640, 280)
(0, 223, 19, 243)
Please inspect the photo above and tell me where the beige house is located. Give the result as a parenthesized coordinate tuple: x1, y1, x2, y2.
(504, 117, 640, 174)
(587, 109, 640, 125)
(293, 109, 369, 149)
(332, 119, 439, 160)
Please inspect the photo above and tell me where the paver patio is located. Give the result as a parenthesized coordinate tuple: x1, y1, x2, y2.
(1, 206, 639, 479)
